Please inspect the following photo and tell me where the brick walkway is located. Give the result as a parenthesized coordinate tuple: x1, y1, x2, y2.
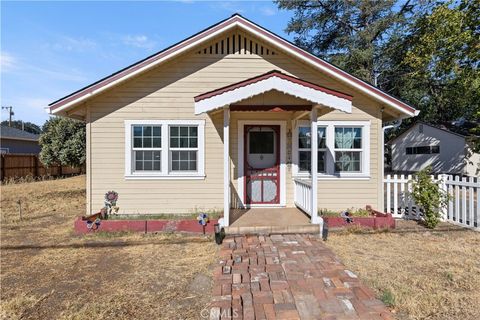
(210, 235, 393, 320)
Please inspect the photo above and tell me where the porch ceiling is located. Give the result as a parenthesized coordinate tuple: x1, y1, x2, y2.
(194, 70, 353, 115)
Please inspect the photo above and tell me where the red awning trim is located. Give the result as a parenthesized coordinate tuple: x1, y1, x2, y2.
(194, 71, 352, 102)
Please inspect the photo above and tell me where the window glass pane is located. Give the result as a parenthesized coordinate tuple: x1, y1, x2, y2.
(133, 126, 142, 137)
(143, 137, 152, 148)
(335, 151, 361, 172)
(133, 138, 142, 148)
(299, 151, 311, 172)
(153, 137, 161, 148)
(153, 126, 161, 136)
(298, 127, 311, 149)
(180, 126, 189, 136)
(189, 137, 198, 148)
(249, 131, 274, 154)
(170, 137, 179, 148)
(171, 151, 198, 172)
(133, 151, 161, 172)
(335, 127, 362, 149)
(189, 126, 198, 137)
(318, 151, 325, 173)
(172, 161, 179, 171)
(170, 126, 198, 149)
(143, 126, 152, 136)
(180, 137, 189, 148)
(318, 127, 326, 149)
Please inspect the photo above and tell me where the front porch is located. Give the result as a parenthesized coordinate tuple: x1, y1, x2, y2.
(194, 71, 355, 228)
(226, 207, 320, 234)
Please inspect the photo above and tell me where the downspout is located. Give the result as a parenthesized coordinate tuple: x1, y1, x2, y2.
(382, 114, 402, 211)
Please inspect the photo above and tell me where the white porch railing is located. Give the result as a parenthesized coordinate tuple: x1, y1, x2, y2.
(384, 174, 479, 231)
(294, 178, 312, 216)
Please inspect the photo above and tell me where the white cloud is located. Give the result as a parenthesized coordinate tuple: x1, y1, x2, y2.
(49, 36, 97, 52)
(211, 1, 246, 13)
(122, 34, 157, 49)
(1, 51, 17, 71)
(260, 6, 277, 16)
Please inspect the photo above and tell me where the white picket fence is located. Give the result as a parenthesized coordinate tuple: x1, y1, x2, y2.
(384, 174, 479, 231)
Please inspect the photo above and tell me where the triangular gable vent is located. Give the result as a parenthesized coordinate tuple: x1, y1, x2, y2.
(196, 31, 276, 56)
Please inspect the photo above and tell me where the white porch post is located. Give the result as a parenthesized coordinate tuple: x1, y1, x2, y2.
(310, 107, 321, 225)
(222, 107, 230, 227)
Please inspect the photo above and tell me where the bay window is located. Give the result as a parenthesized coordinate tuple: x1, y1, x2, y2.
(125, 120, 205, 179)
(294, 121, 370, 178)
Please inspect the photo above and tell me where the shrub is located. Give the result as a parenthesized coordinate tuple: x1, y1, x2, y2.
(410, 167, 449, 229)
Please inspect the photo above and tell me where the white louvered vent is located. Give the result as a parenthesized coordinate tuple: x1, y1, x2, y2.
(196, 32, 276, 56)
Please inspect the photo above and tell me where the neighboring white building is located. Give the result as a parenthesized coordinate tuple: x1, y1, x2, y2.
(388, 122, 479, 176)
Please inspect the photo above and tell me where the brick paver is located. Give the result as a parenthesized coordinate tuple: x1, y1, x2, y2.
(210, 235, 393, 320)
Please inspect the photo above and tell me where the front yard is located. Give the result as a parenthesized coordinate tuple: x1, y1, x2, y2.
(0, 176, 217, 320)
(1, 175, 479, 319)
(326, 225, 480, 320)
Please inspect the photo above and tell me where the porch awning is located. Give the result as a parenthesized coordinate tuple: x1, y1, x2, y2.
(194, 70, 353, 114)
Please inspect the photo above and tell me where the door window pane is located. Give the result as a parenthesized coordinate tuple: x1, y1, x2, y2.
(249, 131, 274, 154)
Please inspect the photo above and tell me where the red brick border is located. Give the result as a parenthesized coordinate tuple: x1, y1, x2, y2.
(74, 217, 218, 234)
(322, 206, 395, 229)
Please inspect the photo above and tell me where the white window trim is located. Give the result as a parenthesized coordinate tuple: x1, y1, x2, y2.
(293, 120, 370, 179)
(124, 120, 205, 180)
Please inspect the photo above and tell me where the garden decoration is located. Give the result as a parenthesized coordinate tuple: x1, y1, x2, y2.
(340, 210, 353, 223)
(103, 191, 119, 219)
(81, 212, 102, 231)
(197, 213, 209, 234)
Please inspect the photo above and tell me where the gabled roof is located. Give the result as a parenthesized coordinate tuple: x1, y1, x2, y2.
(387, 121, 466, 145)
(48, 14, 419, 118)
(194, 70, 352, 114)
(0, 126, 40, 141)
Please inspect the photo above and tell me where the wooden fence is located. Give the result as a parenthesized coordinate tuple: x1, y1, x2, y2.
(384, 174, 479, 231)
(0, 154, 82, 181)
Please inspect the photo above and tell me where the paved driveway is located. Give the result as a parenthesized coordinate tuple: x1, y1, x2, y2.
(210, 234, 392, 320)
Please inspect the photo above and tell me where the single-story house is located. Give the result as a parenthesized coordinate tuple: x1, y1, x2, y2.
(48, 14, 418, 227)
(388, 122, 479, 176)
(0, 125, 41, 154)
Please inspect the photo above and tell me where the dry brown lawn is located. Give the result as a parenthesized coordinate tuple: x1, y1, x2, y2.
(326, 223, 480, 320)
(1, 176, 217, 320)
(2, 176, 479, 320)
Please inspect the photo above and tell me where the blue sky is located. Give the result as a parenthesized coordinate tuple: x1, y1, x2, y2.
(1, 1, 294, 125)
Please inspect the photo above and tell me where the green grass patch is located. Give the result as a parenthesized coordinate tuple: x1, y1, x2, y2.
(380, 289, 396, 307)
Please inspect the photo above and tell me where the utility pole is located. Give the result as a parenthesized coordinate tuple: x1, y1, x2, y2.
(1, 106, 14, 126)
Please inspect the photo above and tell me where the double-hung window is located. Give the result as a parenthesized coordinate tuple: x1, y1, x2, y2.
(125, 120, 205, 179)
(170, 126, 198, 171)
(297, 127, 327, 173)
(334, 127, 362, 172)
(133, 125, 162, 172)
(294, 121, 370, 178)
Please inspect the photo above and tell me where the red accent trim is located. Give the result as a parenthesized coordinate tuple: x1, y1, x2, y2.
(244, 125, 280, 205)
(231, 105, 312, 112)
(50, 15, 416, 115)
(194, 70, 352, 102)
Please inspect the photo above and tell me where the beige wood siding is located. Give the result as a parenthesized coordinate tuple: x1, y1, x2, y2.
(86, 28, 383, 214)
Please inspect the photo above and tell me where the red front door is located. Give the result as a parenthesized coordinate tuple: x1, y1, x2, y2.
(244, 125, 280, 204)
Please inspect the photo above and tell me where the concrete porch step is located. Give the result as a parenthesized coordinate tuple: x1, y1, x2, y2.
(225, 224, 320, 235)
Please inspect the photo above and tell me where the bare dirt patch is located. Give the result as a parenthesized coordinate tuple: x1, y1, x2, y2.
(1, 176, 217, 319)
(326, 221, 480, 320)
